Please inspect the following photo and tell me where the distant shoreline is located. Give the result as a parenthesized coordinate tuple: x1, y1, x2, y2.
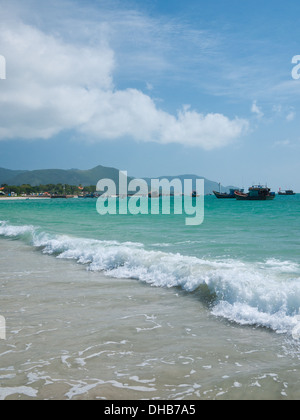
(0, 196, 51, 201)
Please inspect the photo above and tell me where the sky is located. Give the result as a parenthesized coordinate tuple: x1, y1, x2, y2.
(0, 0, 300, 190)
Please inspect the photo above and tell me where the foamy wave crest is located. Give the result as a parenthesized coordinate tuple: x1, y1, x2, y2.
(0, 221, 36, 237)
(1, 221, 300, 338)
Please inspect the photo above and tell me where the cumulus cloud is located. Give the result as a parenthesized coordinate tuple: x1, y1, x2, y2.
(0, 13, 248, 149)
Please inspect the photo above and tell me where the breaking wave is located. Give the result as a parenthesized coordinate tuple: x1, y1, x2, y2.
(1, 220, 300, 339)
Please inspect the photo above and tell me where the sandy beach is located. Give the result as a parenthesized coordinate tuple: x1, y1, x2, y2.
(1, 194, 300, 401)
(0, 196, 51, 200)
(1, 238, 300, 400)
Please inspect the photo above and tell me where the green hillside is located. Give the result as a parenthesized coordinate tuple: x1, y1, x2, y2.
(144, 174, 236, 195)
(0, 168, 28, 184)
(0, 165, 237, 194)
(0, 165, 127, 187)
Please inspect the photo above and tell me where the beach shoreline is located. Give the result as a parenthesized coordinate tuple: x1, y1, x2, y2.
(0, 235, 300, 400)
(0, 196, 51, 201)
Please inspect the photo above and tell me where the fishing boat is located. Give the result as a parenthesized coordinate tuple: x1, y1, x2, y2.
(235, 185, 275, 201)
(51, 195, 67, 199)
(278, 189, 296, 196)
(213, 187, 245, 199)
(213, 189, 237, 199)
(83, 193, 96, 198)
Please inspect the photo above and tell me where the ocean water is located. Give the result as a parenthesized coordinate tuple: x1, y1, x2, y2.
(0, 195, 300, 399)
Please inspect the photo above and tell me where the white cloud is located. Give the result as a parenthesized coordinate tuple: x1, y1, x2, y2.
(146, 82, 153, 91)
(158, 107, 248, 149)
(81, 92, 248, 149)
(286, 110, 295, 121)
(0, 9, 248, 149)
(271, 104, 296, 122)
(251, 100, 264, 119)
(272, 104, 282, 114)
(274, 139, 291, 147)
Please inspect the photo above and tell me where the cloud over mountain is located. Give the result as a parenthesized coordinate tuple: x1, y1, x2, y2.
(0, 2, 248, 149)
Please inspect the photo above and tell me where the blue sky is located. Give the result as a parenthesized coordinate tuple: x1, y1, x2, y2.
(0, 0, 300, 190)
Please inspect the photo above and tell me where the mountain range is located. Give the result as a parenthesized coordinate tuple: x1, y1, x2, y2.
(0, 165, 237, 194)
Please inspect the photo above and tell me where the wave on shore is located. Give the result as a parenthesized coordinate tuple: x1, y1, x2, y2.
(1, 220, 300, 340)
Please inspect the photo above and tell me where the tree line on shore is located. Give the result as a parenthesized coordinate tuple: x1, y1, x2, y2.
(0, 183, 96, 196)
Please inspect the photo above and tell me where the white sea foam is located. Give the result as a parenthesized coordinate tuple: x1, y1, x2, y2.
(0, 386, 38, 400)
(0, 221, 35, 237)
(1, 220, 300, 338)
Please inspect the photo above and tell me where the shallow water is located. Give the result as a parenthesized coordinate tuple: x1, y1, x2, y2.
(0, 195, 300, 399)
(0, 240, 300, 400)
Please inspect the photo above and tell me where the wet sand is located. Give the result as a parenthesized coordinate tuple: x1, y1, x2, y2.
(0, 239, 300, 400)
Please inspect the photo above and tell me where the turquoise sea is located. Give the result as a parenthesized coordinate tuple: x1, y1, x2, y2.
(0, 194, 300, 399)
